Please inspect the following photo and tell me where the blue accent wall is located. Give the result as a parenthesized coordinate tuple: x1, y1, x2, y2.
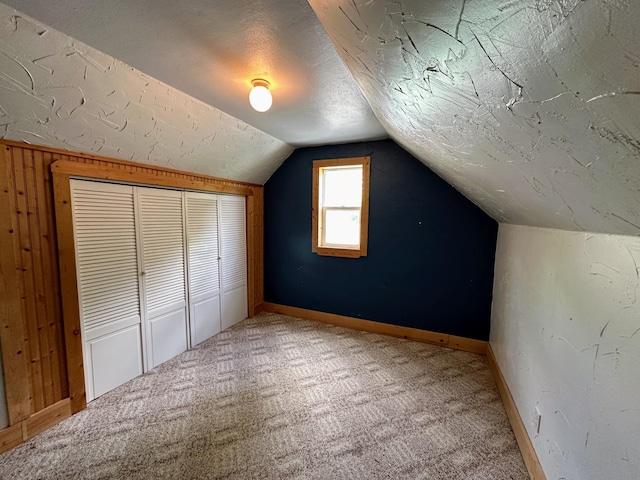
(264, 140, 498, 340)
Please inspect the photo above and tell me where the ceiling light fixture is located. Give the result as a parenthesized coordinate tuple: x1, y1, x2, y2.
(249, 79, 272, 112)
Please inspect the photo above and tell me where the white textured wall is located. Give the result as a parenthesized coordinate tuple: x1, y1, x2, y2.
(310, 0, 640, 235)
(491, 224, 640, 480)
(1, 0, 388, 147)
(0, 4, 293, 183)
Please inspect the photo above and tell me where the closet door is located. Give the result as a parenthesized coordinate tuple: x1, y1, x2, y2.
(71, 180, 143, 402)
(185, 192, 222, 345)
(219, 195, 248, 329)
(136, 187, 188, 369)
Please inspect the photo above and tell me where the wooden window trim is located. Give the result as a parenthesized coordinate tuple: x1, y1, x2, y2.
(312, 156, 370, 258)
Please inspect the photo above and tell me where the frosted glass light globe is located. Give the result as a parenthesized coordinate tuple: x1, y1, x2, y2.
(249, 83, 272, 112)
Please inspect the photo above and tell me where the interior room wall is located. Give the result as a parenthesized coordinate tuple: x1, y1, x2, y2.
(264, 139, 498, 340)
(0, 4, 292, 184)
(310, 0, 640, 237)
(491, 224, 640, 480)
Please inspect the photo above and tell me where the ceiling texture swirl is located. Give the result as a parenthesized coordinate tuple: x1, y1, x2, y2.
(1, 0, 638, 234)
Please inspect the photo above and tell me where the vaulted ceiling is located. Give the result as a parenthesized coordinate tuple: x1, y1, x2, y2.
(310, 0, 640, 235)
(1, 1, 639, 235)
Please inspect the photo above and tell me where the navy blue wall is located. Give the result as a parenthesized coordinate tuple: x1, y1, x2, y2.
(264, 140, 497, 340)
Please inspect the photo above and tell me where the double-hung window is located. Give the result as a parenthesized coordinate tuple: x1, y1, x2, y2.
(312, 156, 370, 258)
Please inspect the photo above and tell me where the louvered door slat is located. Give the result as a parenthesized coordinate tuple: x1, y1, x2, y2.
(137, 187, 188, 369)
(72, 181, 140, 334)
(220, 195, 248, 330)
(71, 180, 143, 402)
(220, 196, 247, 287)
(186, 195, 220, 297)
(185, 192, 222, 345)
(138, 190, 186, 313)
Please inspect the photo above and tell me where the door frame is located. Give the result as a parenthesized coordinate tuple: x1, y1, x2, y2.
(52, 159, 263, 414)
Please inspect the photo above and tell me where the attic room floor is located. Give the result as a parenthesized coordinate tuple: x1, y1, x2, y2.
(0, 313, 528, 479)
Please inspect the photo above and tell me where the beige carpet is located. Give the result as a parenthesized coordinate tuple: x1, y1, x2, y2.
(0, 313, 529, 479)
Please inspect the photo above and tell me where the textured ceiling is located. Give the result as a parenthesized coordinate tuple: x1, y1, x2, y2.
(310, 0, 640, 235)
(1, 0, 386, 147)
(0, 4, 293, 183)
(1, 1, 639, 235)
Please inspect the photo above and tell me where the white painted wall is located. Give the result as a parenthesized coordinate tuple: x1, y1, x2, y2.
(2, 0, 388, 147)
(491, 224, 640, 480)
(0, 4, 293, 184)
(0, 343, 8, 429)
(311, 0, 640, 236)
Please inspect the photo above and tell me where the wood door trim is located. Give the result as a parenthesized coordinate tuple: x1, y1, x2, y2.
(52, 170, 86, 414)
(51, 160, 254, 196)
(52, 157, 263, 415)
(0, 140, 262, 188)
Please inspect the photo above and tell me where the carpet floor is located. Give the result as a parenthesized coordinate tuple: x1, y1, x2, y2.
(0, 313, 529, 479)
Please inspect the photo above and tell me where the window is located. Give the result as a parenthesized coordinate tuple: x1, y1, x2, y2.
(312, 156, 370, 258)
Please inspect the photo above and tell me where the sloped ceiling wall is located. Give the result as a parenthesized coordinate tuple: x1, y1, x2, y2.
(1, 1, 638, 233)
(310, 0, 640, 235)
(0, 4, 293, 184)
(1, 0, 388, 147)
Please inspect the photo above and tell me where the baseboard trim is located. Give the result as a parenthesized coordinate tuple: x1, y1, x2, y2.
(486, 345, 546, 480)
(0, 398, 71, 454)
(0, 423, 22, 453)
(253, 302, 268, 315)
(24, 398, 71, 440)
(259, 302, 488, 355)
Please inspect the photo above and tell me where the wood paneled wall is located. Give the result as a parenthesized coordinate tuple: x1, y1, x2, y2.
(0, 144, 68, 424)
(0, 140, 264, 438)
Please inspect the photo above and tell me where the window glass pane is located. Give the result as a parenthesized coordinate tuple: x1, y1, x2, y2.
(322, 167, 362, 207)
(324, 208, 360, 246)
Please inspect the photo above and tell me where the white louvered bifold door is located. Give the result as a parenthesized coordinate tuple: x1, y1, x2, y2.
(219, 195, 248, 330)
(185, 192, 222, 346)
(136, 187, 188, 369)
(71, 180, 143, 402)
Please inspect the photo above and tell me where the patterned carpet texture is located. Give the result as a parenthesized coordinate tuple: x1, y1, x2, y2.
(0, 313, 529, 479)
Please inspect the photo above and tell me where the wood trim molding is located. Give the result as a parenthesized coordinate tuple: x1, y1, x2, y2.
(246, 187, 264, 316)
(52, 170, 86, 414)
(486, 345, 546, 480)
(0, 423, 22, 454)
(0, 398, 71, 454)
(312, 156, 370, 259)
(253, 302, 268, 315)
(23, 398, 71, 440)
(311, 160, 319, 254)
(247, 193, 256, 317)
(0, 140, 262, 188)
(51, 160, 253, 196)
(259, 302, 488, 354)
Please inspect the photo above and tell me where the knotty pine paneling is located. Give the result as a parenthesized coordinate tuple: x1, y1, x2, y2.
(1, 145, 67, 422)
(0, 140, 264, 427)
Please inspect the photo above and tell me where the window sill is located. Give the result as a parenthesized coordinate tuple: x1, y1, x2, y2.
(312, 246, 367, 258)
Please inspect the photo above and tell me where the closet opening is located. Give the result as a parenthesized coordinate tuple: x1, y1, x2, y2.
(52, 160, 262, 413)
